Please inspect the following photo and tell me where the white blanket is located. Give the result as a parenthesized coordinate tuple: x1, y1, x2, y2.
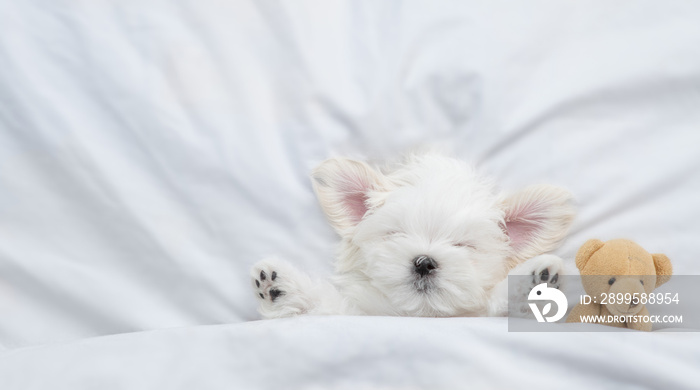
(1, 0, 699, 387)
(1, 317, 699, 390)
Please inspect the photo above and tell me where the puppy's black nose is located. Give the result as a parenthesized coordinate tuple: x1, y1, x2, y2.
(413, 255, 437, 276)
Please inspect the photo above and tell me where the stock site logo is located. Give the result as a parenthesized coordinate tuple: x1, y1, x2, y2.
(528, 283, 568, 323)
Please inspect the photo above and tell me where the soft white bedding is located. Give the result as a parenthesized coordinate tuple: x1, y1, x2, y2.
(1, 0, 700, 387)
(1, 317, 699, 390)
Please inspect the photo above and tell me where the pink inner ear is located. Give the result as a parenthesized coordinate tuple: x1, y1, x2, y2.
(337, 171, 373, 225)
(505, 219, 535, 253)
(343, 191, 369, 225)
(505, 203, 545, 254)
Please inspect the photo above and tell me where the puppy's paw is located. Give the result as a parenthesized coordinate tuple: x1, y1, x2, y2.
(508, 254, 565, 316)
(531, 258, 562, 290)
(251, 258, 312, 318)
(252, 259, 287, 303)
(254, 267, 284, 300)
(511, 254, 563, 289)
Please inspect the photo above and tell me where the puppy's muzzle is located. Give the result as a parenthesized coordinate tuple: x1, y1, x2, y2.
(413, 255, 437, 277)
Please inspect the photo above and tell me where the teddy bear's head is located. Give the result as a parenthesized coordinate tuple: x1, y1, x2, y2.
(575, 239, 672, 316)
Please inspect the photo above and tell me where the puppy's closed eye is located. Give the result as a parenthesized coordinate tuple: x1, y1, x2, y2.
(383, 230, 405, 239)
(454, 242, 477, 250)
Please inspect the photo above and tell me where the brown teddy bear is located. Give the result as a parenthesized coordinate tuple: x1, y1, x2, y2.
(566, 239, 672, 331)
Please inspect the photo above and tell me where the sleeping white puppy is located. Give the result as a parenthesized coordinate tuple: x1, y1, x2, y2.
(251, 153, 575, 318)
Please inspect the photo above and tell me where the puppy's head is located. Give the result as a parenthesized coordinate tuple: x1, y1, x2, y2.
(312, 154, 575, 316)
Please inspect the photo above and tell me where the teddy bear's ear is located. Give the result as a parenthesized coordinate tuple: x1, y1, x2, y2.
(575, 239, 605, 271)
(652, 253, 672, 288)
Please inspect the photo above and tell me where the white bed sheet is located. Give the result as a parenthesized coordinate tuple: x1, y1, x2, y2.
(1, 2, 700, 385)
(1, 316, 699, 390)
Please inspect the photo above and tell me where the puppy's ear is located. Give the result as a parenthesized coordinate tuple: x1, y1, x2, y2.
(311, 158, 387, 234)
(501, 185, 576, 262)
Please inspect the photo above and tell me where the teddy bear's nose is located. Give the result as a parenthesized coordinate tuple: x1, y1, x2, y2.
(630, 296, 640, 309)
(413, 255, 438, 277)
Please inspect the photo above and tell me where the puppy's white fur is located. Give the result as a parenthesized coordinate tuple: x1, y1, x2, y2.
(252, 153, 575, 318)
